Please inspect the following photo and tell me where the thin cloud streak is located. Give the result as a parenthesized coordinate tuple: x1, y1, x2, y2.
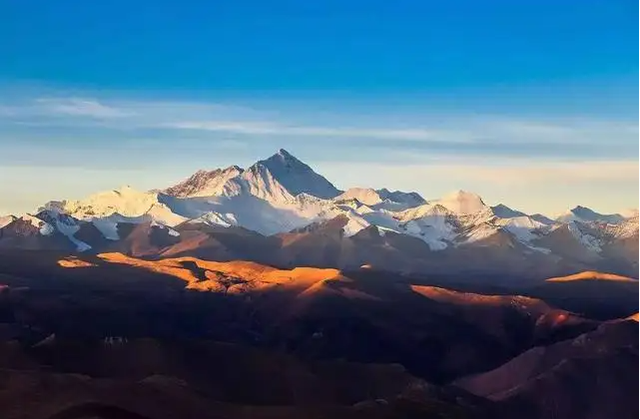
(34, 98, 135, 118)
(1, 95, 636, 148)
(167, 121, 450, 141)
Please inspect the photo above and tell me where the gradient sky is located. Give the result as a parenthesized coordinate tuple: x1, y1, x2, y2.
(1, 0, 638, 216)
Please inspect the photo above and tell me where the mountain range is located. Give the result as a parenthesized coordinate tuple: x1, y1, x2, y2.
(1, 149, 638, 282)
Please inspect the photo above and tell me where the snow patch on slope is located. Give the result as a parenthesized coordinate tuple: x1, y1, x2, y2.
(164, 166, 243, 198)
(335, 188, 383, 206)
(19, 214, 54, 236)
(397, 204, 456, 250)
(342, 212, 371, 237)
(495, 216, 546, 242)
(566, 221, 602, 252)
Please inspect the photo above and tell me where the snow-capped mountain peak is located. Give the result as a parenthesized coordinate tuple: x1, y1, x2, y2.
(491, 204, 526, 219)
(436, 190, 487, 215)
(376, 188, 426, 207)
(335, 188, 383, 206)
(252, 149, 341, 199)
(164, 165, 244, 198)
(556, 206, 624, 224)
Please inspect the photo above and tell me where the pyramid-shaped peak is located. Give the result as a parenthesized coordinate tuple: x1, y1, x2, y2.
(556, 205, 624, 224)
(277, 148, 294, 158)
(491, 203, 526, 219)
(563, 205, 600, 219)
(250, 149, 340, 199)
(260, 148, 306, 167)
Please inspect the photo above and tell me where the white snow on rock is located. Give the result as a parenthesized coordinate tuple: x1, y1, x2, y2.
(335, 188, 383, 206)
(342, 212, 371, 237)
(164, 166, 244, 198)
(255, 148, 341, 199)
(187, 211, 238, 228)
(376, 188, 425, 208)
(59, 185, 161, 219)
(435, 190, 487, 215)
(495, 216, 546, 242)
(461, 223, 499, 244)
(17, 214, 55, 236)
(556, 206, 624, 224)
(600, 216, 639, 240)
(566, 221, 602, 252)
(396, 204, 456, 250)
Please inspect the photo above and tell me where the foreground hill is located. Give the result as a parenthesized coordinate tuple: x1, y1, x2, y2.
(522, 271, 639, 320)
(455, 320, 639, 419)
(0, 250, 636, 418)
(0, 250, 600, 383)
(0, 339, 484, 419)
(545, 271, 637, 282)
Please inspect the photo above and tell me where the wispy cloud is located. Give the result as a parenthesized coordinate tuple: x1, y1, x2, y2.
(167, 120, 452, 141)
(35, 97, 134, 118)
(0, 93, 637, 162)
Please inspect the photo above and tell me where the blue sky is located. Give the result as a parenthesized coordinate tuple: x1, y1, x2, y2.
(0, 0, 637, 215)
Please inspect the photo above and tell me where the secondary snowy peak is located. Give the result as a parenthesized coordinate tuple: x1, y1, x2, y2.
(399, 203, 452, 222)
(335, 188, 383, 206)
(376, 188, 426, 207)
(397, 204, 457, 250)
(164, 165, 243, 198)
(556, 206, 624, 224)
(252, 149, 341, 199)
(334, 187, 426, 211)
(490, 204, 526, 219)
(435, 190, 487, 215)
(45, 186, 186, 232)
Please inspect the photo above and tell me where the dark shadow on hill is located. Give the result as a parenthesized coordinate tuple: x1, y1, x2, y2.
(47, 403, 151, 419)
